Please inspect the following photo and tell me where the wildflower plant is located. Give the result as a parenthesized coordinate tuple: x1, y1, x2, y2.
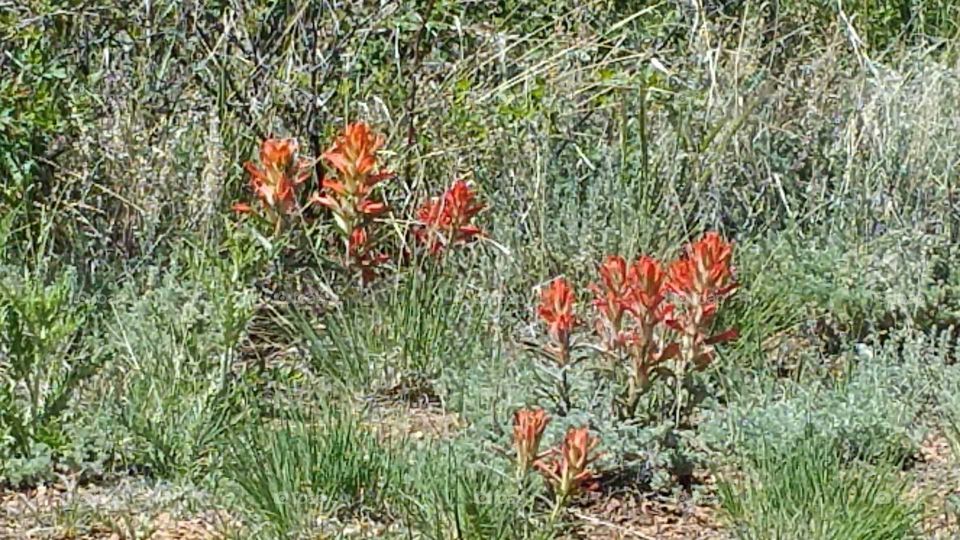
(664, 232, 739, 424)
(534, 277, 580, 413)
(508, 407, 602, 518)
(534, 426, 601, 518)
(512, 407, 550, 479)
(233, 138, 311, 234)
(233, 124, 488, 286)
(414, 179, 485, 256)
(311, 122, 393, 281)
(534, 232, 739, 424)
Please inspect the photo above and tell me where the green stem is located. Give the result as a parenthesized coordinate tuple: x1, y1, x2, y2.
(559, 367, 571, 415)
(549, 492, 566, 523)
(676, 337, 692, 428)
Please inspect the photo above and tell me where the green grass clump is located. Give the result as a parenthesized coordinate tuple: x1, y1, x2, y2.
(398, 445, 540, 540)
(297, 265, 489, 391)
(104, 261, 255, 479)
(719, 431, 923, 540)
(224, 408, 402, 538)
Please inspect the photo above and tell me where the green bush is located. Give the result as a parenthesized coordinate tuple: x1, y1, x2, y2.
(706, 326, 950, 469)
(103, 258, 255, 478)
(0, 264, 93, 483)
(0, 2, 95, 251)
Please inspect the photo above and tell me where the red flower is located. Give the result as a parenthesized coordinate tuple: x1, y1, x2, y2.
(536, 427, 601, 502)
(348, 227, 389, 284)
(667, 232, 736, 299)
(323, 122, 388, 180)
(592, 256, 629, 319)
(589, 255, 630, 348)
(538, 278, 577, 363)
(309, 122, 392, 281)
(513, 408, 550, 477)
(415, 180, 485, 254)
(311, 122, 393, 237)
(665, 232, 739, 370)
(259, 138, 298, 171)
(627, 257, 667, 312)
(237, 138, 310, 216)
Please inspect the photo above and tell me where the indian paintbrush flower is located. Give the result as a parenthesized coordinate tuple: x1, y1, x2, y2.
(663, 232, 739, 425)
(310, 122, 393, 280)
(590, 255, 630, 349)
(666, 232, 738, 370)
(234, 137, 310, 232)
(513, 408, 549, 478)
(538, 277, 578, 366)
(414, 180, 485, 254)
(536, 426, 601, 516)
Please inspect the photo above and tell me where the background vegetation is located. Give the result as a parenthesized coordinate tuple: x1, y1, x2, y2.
(2, 0, 959, 538)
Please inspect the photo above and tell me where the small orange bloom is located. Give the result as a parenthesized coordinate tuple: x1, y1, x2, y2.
(240, 137, 310, 216)
(536, 427, 601, 503)
(665, 232, 739, 371)
(259, 138, 298, 171)
(415, 180, 485, 254)
(323, 122, 387, 180)
(312, 122, 392, 239)
(309, 122, 392, 280)
(667, 232, 735, 298)
(513, 408, 549, 477)
(591, 256, 629, 319)
(589, 255, 631, 349)
(627, 256, 667, 313)
(538, 278, 577, 363)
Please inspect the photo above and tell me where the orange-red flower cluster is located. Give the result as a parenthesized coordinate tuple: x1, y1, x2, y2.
(310, 122, 393, 280)
(589, 233, 737, 371)
(665, 232, 739, 369)
(667, 232, 736, 315)
(234, 138, 310, 225)
(511, 408, 602, 506)
(536, 232, 738, 419)
(590, 255, 672, 352)
(513, 408, 549, 477)
(535, 426, 601, 503)
(311, 122, 392, 227)
(537, 277, 578, 365)
(414, 180, 485, 254)
(590, 255, 630, 344)
(235, 124, 495, 283)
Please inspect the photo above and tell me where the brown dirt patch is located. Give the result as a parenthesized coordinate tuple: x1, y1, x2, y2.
(911, 432, 960, 538)
(561, 469, 728, 539)
(0, 478, 237, 539)
(364, 400, 464, 443)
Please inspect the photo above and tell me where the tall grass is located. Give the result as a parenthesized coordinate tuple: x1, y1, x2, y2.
(397, 445, 540, 540)
(224, 408, 402, 538)
(105, 257, 255, 478)
(719, 431, 923, 540)
(296, 262, 489, 391)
